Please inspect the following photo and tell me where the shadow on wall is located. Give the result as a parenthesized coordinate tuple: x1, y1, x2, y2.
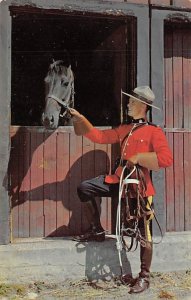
(8, 127, 112, 237)
(8, 127, 132, 281)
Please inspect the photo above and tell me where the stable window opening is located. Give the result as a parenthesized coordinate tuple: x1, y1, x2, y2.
(11, 8, 137, 127)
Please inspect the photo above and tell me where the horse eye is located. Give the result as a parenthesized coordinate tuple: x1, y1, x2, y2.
(61, 79, 69, 87)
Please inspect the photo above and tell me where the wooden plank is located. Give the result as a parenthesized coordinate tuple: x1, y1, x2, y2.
(29, 131, 44, 237)
(165, 128, 191, 133)
(17, 131, 30, 237)
(173, 133, 185, 231)
(56, 131, 70, 236)
(95, 143, 112, 234)
(164, 27, 174, 129)
(10, 129, 20, 238)
(82, 137, 95, 180)
(94, 142, 111, 177)
(16, 132, 24, 237)
(173, 29, 183, 129)
(68, 133, 83, 235)
(184, 133, 191, 230)
(183, 29, 191, 130)
(43, 132, 57, 237)
(183, 30, 191, 231)
(81, 136, 95, 232)
(164, 28, 175, 232)
(165, 133, 175, 231)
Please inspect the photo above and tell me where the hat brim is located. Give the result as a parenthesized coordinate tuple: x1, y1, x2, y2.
(122, 91, 161, 110)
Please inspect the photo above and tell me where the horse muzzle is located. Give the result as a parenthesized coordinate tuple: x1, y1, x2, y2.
(42, 113, 59, 129)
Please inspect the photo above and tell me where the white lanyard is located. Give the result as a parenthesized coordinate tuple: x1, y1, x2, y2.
(120, 124, 137, 165)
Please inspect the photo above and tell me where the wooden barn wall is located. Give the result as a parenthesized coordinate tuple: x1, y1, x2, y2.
(164, 24, 191, 232)
(1, 0, 191, 245)
(9, 127, 112, 238)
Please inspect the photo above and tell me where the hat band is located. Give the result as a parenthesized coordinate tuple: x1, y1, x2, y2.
(131, 91, 153, 105)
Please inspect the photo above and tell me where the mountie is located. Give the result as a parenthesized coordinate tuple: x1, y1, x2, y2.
(70, 86, 173, 294)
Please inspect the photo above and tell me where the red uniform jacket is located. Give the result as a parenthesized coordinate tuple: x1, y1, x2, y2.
(85, 123, 173, 196)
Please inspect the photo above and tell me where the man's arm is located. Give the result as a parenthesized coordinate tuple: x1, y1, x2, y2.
(69, 108, 93, 136)
(127, 127, 173, 171)
(70, 108, 121, 144)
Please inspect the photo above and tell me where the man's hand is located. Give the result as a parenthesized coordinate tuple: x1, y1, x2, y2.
(69, 108, 93, 135)
(127, 152, 159, 171)
(69, 108, 83, 122)
(127, 154, 138, 165)
(126, 155, 138, 169)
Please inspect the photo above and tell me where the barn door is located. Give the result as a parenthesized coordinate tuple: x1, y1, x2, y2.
(10, 9, 136, 238)
(164, 22, 191, 232)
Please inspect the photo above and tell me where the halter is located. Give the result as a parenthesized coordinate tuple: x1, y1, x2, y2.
(47, 67, 74, 118)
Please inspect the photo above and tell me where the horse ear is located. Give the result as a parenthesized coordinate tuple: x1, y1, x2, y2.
(67, 65, 72, 76)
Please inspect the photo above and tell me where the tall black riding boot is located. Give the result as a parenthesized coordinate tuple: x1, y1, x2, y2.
(73, 200, 105, 242)
(130, 212, 153, 294)
(130, 242, 153, 293)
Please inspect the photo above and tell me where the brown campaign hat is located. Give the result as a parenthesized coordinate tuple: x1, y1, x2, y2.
(122, 86, 160, 110)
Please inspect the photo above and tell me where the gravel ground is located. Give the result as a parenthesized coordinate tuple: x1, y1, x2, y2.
(0, 270, 191, 300)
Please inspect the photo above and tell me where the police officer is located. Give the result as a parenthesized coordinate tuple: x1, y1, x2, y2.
(69, 86, 173, 293)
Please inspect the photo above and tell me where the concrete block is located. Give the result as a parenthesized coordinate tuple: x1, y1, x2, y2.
(0, 232, 191, 283)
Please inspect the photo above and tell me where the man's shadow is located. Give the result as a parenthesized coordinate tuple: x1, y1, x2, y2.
(75, 240, 132, 282)
(9, 132, 113, 236)
(8, 128, 133, 280)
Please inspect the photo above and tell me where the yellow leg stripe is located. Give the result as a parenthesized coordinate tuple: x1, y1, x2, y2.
(146, 220, 152, 242)
(146, 196, 153, 242)
(146, 195, 153, 210)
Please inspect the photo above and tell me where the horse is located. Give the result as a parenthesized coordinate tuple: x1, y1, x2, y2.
(42, 59, 75, 129)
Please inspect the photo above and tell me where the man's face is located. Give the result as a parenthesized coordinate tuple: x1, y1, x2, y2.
(127, 97, 147, 119)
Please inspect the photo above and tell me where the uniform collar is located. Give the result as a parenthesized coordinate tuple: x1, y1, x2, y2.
(131, 118, 146, 124)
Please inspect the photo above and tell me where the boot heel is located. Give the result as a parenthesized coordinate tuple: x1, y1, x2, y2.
(95, 232, 105, 242)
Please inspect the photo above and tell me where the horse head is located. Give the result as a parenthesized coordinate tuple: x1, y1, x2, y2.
(42, 60, 74, 129)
